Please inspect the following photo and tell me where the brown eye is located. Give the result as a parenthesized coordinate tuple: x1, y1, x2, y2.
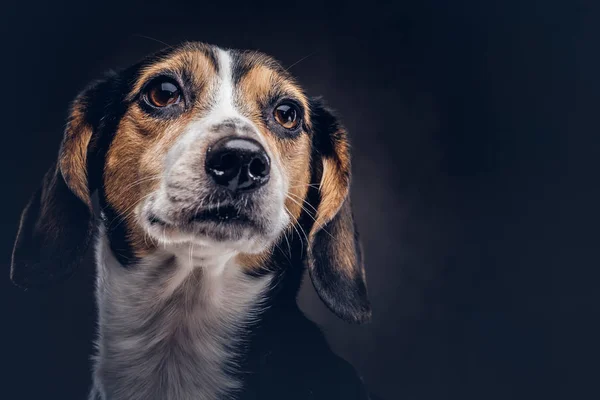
(273, 103, 300, 129)
(145, 79, 182, 107)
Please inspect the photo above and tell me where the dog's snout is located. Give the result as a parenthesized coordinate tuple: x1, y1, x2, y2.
(205, 137, 270, 193)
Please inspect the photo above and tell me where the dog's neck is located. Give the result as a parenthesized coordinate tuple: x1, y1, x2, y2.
(90, 229, 273, 400)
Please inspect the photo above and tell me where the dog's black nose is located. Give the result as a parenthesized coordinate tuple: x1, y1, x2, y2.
(205, 137, 271, 193)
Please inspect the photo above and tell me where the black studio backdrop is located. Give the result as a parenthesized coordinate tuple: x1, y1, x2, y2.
(1, 1, 598, 399)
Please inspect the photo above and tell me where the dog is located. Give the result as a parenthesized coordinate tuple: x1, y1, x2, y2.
(11, 42, 374, 400)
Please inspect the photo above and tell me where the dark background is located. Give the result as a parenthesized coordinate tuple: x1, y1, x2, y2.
(1, 1, 598, 399)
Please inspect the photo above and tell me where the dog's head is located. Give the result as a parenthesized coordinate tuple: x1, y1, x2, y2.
(11, 43, 370, 323)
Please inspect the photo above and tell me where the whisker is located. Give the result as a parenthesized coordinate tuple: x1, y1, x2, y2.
(131, 34, 173, 49)
(285, 52, 316, 72)
(286, 195, 317, 223)
(295, 219, 310, 245)
(288, 183, 322, 190)
(283, 232, 292, 261)
(284, 208, 303, 250)
(120, 176, 162, 194)
(106, 192, 155, 231)
(285, 206, 309, 248)
(286, 194, 335, 240)
(99, 177, 159, 215)
(274, 242, 292, 266)
(287, 191, 318, 213)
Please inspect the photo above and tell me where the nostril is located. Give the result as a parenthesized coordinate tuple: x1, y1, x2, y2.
(248, 156, 269, 178)
(216, 152, 238, 173)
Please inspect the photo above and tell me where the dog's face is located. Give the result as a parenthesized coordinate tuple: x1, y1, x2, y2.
(11, 43, 370, 323)
(110, 45, 312, 258)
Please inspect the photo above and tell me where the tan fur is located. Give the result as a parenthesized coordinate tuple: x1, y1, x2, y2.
(235, 251, 272, 271)
(59, 101, 94, 209)
(315, 155, 350, 231)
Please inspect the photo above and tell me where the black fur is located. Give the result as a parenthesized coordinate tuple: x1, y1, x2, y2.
(11, 164, 94, 288)
(308, 198, 371, 324)
(85, 70, 140, 267)
(238, 214, 372, 399)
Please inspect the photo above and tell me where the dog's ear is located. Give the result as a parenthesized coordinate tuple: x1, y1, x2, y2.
(306, 98, 371, 324)
(11, 77, 116, 288)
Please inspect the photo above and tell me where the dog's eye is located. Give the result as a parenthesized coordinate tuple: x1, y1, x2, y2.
(145, 78, 182, 108)
(273, 103, 300, 129)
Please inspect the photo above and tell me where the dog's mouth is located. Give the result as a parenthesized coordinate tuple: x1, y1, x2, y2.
(148, 204, 255, 229)
(141, 189, 286, 248)
(145, 202, 267, 246)
(188, 205, 251, 224)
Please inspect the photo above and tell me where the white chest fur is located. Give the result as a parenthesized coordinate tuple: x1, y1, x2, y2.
(90, 231, 272, 400)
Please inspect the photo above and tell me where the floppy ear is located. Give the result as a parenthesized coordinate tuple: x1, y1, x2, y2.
(306, 98, 371, 324)
(11, 78, 112, 288)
